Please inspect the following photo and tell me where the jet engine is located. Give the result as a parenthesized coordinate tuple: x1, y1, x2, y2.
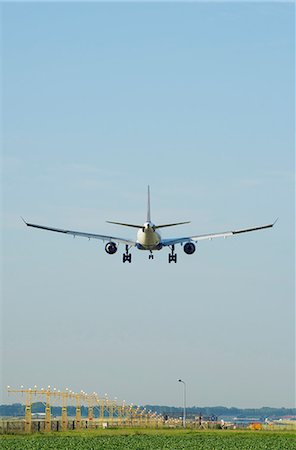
(183, 242, 196, 255)
(105, 242, 118, 254)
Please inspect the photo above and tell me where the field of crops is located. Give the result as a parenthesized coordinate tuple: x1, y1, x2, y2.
(0, 429, 295, 450)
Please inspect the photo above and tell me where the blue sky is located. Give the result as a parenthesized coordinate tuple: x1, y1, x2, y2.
(1, 2, 294, 408)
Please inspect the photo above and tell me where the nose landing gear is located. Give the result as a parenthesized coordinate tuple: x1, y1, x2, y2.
(168, 245, 177, 263)
(123, 245, 132, 263)
(149, 251, 154, 260)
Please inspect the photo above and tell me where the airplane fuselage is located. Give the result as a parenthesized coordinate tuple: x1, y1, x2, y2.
(136, 222, 162, 250)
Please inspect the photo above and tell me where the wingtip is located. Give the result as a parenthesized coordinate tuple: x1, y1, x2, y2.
(272, 217, 279, 226)
(20, 216, 28, 226)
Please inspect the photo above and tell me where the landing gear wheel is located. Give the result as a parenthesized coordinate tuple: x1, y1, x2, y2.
(149, 253, 154, 260)
(168, 245, 177, 263)
(123, 245, 132, 263)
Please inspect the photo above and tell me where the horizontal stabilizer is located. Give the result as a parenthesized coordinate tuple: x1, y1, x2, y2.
(155, 221, 190, 229)
(106, 221, 142, 229)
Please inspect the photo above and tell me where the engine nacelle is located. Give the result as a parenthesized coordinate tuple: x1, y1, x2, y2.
(184, 242, 196, 255)
(105, 242, 118, 255)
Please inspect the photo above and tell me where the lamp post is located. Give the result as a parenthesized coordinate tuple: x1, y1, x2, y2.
(178, 379, 186, 428)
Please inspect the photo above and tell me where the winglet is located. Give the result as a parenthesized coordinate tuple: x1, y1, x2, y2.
(21, 216, 28, 226)
(273, 217, 279, 226)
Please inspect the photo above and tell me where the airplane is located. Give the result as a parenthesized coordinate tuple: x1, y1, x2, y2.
(22, 186, 276, 263)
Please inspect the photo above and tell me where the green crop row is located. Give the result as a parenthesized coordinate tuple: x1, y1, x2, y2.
(0, 431, 295, 449)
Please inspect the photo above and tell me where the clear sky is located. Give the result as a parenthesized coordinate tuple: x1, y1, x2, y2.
(1, 2, 294, 408)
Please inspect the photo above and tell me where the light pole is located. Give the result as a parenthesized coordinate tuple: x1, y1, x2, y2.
(178, 379, 186, 428)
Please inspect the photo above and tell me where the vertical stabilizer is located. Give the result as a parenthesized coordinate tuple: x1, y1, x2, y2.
(147, 185, 151, 222)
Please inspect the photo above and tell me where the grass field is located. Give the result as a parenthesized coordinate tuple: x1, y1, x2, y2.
(0, 429, 295, 449)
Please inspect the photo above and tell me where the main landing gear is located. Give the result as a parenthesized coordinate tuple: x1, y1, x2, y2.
(168, 245, 177, 263)
(123, 245, 132, 263)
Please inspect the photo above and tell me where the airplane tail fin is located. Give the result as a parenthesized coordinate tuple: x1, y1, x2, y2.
(107, 187, 190, 230)
(145, 186, 190, 228)
(147, 185, 151, 222)
(107, 186, 152, 229)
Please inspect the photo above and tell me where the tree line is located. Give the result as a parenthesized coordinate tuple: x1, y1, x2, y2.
(0, 403, 295, 419)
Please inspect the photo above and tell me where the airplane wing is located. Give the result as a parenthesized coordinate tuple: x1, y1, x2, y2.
(22, 218, 136, 246)
(161, 221, 277, 247)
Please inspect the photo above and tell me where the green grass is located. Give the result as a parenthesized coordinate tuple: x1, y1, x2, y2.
(0, 429, 295, 449)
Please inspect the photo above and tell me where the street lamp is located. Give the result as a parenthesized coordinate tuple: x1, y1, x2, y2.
(178, 379, 186, 428)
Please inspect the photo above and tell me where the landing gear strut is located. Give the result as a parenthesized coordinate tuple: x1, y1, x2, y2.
(123, 245, 132, 263)
(168, 245, 177, 263)
(149, 251, 154, 260)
